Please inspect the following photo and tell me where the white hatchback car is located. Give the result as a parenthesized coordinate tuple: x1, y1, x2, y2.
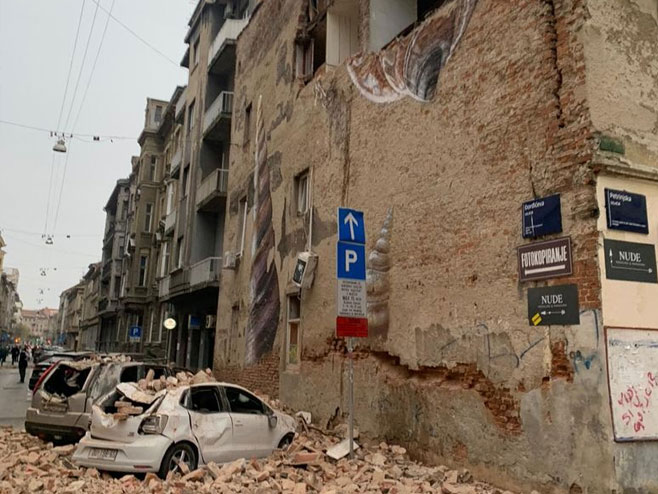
(73, 382, 297, 477)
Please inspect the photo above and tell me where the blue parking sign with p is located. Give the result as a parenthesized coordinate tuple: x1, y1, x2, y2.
(337, 242, 366, 280)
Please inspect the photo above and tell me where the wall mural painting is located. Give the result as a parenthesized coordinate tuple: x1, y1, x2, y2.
(367, 208, 393, 337)
(347, 0, 479, 103)
(245, 96, 281, 366)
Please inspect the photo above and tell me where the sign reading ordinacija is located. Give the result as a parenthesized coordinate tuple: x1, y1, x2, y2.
(522, 194, 562, 238)
(517, 237, 572, 282)
(605, 188, 649, 234)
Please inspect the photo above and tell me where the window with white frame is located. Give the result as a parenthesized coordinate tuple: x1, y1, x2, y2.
(144, 203, 153, 233)
(236, 197, 247, 256)
(295, 170, 309, 215)
(150, 156, 157, 181)
(138, 254, 148, 287)
(161, 241, 170, 277)
(286, 295, 301, 369)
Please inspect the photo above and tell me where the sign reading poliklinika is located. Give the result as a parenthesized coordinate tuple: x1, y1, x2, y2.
(522, 194, 562, 238)
(605, 188, 649, 234)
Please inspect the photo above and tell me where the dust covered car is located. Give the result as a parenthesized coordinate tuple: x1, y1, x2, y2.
(73, 381, 297, 477)
(25, 359, 172, 442)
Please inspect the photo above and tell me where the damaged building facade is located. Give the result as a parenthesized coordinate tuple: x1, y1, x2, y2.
(212, 0, 658, 492)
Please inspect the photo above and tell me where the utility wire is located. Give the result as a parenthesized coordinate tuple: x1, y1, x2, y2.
(0, 119, 135, 140)
(62, 0, 102, 133)
(89, 0, 181, 67)
(71, 0, 117, 134)
(55, 0, 87, 133)
(51, 140, 74, 234)
(0, 226, 102, 238)
(43, 153, 57, 235)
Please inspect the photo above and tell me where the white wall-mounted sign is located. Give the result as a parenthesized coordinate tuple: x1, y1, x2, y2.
(606, 327, 658, 441)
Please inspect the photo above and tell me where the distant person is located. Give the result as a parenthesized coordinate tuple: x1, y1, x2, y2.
(18, 347, 29, 383)
(10, 346, 19, 366)
(0, 346, 7, 366)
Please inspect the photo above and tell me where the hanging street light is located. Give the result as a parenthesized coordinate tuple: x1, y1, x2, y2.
(53, 138, 67, 153)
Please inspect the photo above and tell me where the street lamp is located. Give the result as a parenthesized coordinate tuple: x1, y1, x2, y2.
(53, 138, 67, 153)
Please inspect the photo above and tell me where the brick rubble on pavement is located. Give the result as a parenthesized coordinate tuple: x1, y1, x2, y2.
(0, 422, 537, 494)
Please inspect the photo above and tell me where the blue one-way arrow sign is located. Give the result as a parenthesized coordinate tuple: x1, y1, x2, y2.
(338, 208, 366, 244)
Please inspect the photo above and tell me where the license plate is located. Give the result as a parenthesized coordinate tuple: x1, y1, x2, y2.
(89, 448, 118, 461)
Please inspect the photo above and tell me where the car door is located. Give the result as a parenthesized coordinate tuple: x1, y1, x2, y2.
(184, 385, 234, 464)
(222, 386, 278, 458)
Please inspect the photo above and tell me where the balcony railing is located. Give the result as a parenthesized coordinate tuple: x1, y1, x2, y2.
(208, 18, 249, 70)
(203, 92, 233, 136)
(164, 209, 177, 234)
(159, 276, 170, 298)
(171, 147, 182, 175)
(175, 88, 186, 121)
(189, 257, 222, 287)
(196, 168, 229, 211)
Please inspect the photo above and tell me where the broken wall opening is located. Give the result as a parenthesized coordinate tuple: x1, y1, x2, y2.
(368, 0, 449, 51)
(44, 365, 93, 398)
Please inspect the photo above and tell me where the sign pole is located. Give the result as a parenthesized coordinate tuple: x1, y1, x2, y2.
(348, 336, 354, 459)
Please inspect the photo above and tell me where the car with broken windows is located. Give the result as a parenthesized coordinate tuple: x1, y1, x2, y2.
(28, 351, 94, 391)
(72, 382, 297, 477)
(25, 359, 173, 443)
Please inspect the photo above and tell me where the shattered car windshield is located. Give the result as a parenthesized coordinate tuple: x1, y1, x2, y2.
(43, 364, 94, 398)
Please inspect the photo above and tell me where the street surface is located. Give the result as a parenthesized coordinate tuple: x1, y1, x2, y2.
(0, 364, 31, 430)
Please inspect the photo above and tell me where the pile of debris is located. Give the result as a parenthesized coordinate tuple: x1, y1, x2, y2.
(109, 369, 215, 420)
(0, 421, 532, 494)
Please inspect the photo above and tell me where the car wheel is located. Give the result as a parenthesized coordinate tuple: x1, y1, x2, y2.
(278, 433, 294, 449)
(158, 443, 197, 478)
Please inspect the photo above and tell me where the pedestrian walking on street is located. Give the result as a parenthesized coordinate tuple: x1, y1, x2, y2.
(18, 347, 29, 383)
(10, 346, 19, 366)
(0, 346, 7, 366)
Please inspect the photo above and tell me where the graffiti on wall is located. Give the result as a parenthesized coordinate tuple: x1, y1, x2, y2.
(607, 327, 658, 441)
(367, 208, 393, 336)
(245, 97, 281, 366)
(347, 0, 479, 103)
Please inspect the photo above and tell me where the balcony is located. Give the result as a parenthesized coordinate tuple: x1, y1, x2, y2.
(189, 257, 221, 287)
(208, 18, 248, 74)
(196, 168, 228, 212)
(171, 147, 182, 177)
(203, 92, 233, 140)
(164, 209, 177, 234)
(175, 88, 186, 123)
(159, 275, 170, 299)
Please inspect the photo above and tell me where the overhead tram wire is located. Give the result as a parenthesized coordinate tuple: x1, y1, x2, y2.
(70, 0, 117, 135)
(89, 0, 180, 67)
(46, 0, 87, 236)
(55, 0, 87, 134)
(0, 119, 135, 140)
(52, 0, 102, 234)
(62, 0, 102, 133)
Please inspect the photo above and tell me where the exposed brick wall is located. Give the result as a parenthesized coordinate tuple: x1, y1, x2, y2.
(215, 351, 280, 398)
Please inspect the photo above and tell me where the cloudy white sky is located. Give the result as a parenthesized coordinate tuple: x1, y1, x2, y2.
(0, 0, 195, 309)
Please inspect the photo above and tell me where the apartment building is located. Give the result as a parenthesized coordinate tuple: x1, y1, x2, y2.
(79, 263, 100, 351)
(21, 308, 58, 343)
(98, 178, 130, 351)
(57, 283, 84, 350)
(0, 234, 5, 273)
(156, 0, 252, 371)
(211, 0, 658, 492)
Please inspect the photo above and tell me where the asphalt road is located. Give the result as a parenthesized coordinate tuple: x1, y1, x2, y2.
(0, 364, 32, 430)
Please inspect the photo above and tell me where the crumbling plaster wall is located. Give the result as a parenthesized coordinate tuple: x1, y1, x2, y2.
(212, 0, 629, 491)
(582, 0, 658, 164)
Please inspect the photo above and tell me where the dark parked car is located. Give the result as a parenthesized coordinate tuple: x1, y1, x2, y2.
(28, 351, 94, 391)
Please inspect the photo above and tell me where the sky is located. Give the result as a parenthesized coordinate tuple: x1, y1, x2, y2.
(0, 0, 197, 309)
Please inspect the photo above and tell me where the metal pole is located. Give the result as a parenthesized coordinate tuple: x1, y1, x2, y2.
(348, 336, 354, 459)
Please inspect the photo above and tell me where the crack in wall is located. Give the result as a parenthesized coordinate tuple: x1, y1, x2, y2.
(542, 0, 566, 129)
